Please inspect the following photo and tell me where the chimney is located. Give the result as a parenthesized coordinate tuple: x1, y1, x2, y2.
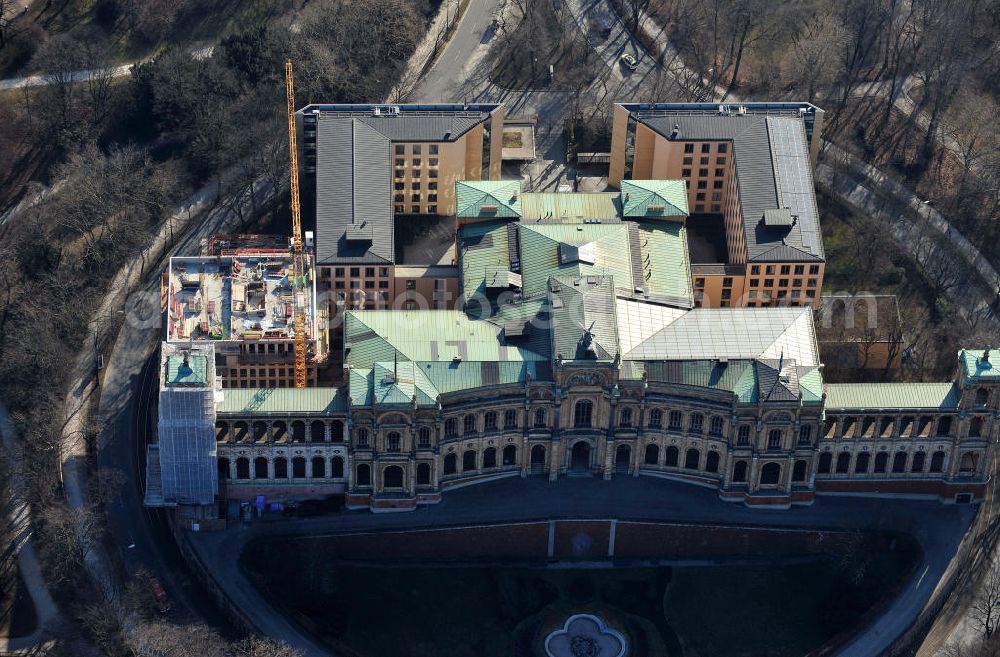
(670, 123, 679, 139)
(984, 346, 992, 364)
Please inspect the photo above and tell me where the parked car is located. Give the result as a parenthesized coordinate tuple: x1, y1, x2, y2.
(620, 53, 638, 71)
(147, 576, 171, 614)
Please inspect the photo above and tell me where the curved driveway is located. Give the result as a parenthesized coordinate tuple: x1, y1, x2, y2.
(188, 475, 975, 657)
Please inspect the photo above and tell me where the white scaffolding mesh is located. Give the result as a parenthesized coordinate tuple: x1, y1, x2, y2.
(157, 387, 218, 505)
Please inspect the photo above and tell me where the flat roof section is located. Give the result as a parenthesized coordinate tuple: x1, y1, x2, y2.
(166, 255, 315, 343)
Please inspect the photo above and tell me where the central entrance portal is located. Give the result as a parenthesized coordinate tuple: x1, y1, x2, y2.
(570, 442, 591, 474)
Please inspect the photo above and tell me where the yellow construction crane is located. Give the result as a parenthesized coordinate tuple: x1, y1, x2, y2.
(285, 59, 308, 388)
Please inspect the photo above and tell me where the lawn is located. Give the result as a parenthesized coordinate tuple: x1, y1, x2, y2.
(242, 531, 919, 657)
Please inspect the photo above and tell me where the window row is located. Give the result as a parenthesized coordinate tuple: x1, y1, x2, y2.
(218, 455, 345, 480)
(217, 420, 344, 443)
(816, 449, 956, 475)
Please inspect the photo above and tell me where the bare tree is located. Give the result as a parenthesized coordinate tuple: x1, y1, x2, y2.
(971, 559, 1000, 640)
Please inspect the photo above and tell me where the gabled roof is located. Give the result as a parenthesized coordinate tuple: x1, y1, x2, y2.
(622, 306, 819, 366)
(315, 117, 393, 264)
(456, 180, 522, 219)
(621, 180, 688, 218)
(825, 383, 961, 410)
(217, 388, 347, 415)
(622, 104, 824, 263)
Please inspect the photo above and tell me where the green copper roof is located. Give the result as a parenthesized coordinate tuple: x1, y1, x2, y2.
(165, 355, 209, 387)
(621, 180, 688, 218)
(455, 180, 521, 219)
(798, 367, 824, 402)
(216, 388, 347, 415)
(960, 349, 1000, 380)
(519, 193, 620, 220)
(345, 310, 548, 369)
(637, 221, 693, 304)
(824, 383, 960, 410)
(458, 221, 512, 301)
(519, 223, 634, 297)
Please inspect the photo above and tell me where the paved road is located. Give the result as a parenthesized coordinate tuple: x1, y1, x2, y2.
(189, 475, 976, 657)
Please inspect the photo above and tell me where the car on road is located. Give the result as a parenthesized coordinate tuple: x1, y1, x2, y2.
(620, 53, 638, 71)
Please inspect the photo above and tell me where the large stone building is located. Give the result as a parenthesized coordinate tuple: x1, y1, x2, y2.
(146, 103, 998, 514)
(610, 103, 826, 309)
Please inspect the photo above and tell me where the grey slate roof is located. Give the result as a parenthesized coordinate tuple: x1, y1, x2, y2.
(308, 104, 501, 265)
(315, 117, 393, 264)
(625, 105, 824, 263)
(549, 276, 620, 361)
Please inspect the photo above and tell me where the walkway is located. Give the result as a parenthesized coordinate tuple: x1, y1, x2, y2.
(0, 401, 63, 654)
(188, 476, 976, 657)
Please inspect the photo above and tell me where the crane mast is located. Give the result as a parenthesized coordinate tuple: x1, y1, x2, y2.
(285, 59, 308, 388)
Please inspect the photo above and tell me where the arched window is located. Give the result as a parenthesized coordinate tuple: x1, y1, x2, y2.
(217, 457, 230, 480)
(668, 411, 683, 430)
(689, 413, 703, 433)
(930, 451, 946, 473)
(235, 457, 249, 479)
(760, 462, 781, 486)
(817, 452, 832, 474)
(384, 466, 404, 489)
(835, 452, 851, 474)
(331, 456, 344, 478)
(386, 431, 401, 452)
(312, 456, 326, 478)
(705, 451, 720, 473)
(911, 451, 926, 473)
(644, 444, 659, 465)
(616, 444, 631, 471)
(483, 447, 497, 468)
(767, 429, 782, 450)
(272, 421, 287, 442)
(709, 416, 724, 436)
(291, 421, 305, 442)
(530, 445, 546, 466)
(969, 417, 984, 438)
(504, 409, 518, 429)
(960, 452, 978, 473)
(665, 446, 679, 467)
(792, 460, 807, 482)
(874, 451, 888, 473)
(534, 408, 547, 427)
(311, 420, 326, 442)
(234, 421, 248, 442)
(292, 457, 306, 478)
(444, 453, 457, 474)
(216, 422, 230, 442)
(274, 457, 288, 478)
(648, 408, 663, 428)
(619, 408, 633, 428)
(685, 448, 700, 470)
(356, 427, 369, 447)
(976, 388, 990, 406)
(253, 421, 268, 443)
(798, 425, 812, 445)
(417, 462, 431, 485)
(418, 427, 432, 448)
(331, 420, 344, 442)
(463, 450, 477, 471)
(444, 418, 457, 437)
(503, 444, 517, 466)
(732, 460, 748, 483)
(484, 411, 498, 431)
(574, 400, 593, 428)
(854, 452, 870, 473)
(464, 415, 477, 434)
(356, 463, 371, 486)
(254, 457, 268, 478)
(892, 452, 907, 473)
(937, 416, 953, 437)
(737, 425, 751, 446)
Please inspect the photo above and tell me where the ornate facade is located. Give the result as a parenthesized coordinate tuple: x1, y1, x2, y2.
(212, 349, 997, 511)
